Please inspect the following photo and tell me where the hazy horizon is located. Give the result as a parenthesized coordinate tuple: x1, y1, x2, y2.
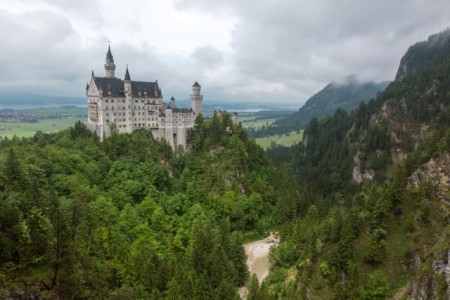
(1, 0, 449, 104)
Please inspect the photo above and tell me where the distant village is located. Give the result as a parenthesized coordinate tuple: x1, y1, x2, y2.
(0, 109, 38, 124)
(0, 107, 87, 133)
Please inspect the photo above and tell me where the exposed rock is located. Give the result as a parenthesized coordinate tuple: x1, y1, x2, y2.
(432, 249, 450, 298)
(411, 279, 434, 300)
(352, 151, 375, 183)
(407, 152, 450, 202)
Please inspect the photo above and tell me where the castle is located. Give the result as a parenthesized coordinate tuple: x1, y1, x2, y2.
(86, 45, 203, 150)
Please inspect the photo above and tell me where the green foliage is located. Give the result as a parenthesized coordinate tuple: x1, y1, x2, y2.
(0, 113, 289, 298)
(358, 271, 389, 300)
(266, 29, 450, 299)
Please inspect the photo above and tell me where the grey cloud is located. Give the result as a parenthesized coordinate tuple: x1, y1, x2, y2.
(175, 0, 450, 103)
(0, 10, 88, 93)
(1, 0, 450, 104)
(191, 45, 223, 66)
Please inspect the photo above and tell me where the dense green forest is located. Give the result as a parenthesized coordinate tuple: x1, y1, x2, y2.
(265, 29, 450, 299)
(1, 29, 450, 300)
(0, 113, 300, 299)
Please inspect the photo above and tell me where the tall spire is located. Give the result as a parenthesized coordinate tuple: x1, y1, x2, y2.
(104, 42, 116, 78)
(124, 65, 131, 81)
(106, 43, 114, 63)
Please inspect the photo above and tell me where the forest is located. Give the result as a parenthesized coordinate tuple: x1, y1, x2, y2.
(1, 30, 450, 299)
(265, 29, 450, 299)
(0, 112, 300, 299)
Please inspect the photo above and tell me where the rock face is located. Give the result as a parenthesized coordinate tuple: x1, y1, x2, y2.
(407, 152, 450, 202)
(352, 152, 374, 183)
(432, 250, 450, 298)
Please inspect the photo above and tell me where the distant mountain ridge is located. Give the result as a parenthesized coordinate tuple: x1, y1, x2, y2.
(276, 76, 389, 130)
(0, 91, 85, 107)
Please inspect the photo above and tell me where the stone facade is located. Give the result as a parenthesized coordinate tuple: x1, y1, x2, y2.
(86, 45, 202, 150)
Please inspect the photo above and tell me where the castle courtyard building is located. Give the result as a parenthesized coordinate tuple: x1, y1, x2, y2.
(86, 45, 203, 150)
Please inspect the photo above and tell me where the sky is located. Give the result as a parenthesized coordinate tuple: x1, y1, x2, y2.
(1, 0, 449, 105)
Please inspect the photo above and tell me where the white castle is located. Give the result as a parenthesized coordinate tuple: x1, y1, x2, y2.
(86, 45, 203, 150)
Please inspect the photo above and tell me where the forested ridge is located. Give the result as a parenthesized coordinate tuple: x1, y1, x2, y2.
(248, 77, 388, 138)
(265, 29, 450, 298)
(0, 113, 299, 299)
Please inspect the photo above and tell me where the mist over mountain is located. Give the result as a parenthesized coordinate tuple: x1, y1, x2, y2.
(250, 75, 389, 137)
(282, 75, 388, 127)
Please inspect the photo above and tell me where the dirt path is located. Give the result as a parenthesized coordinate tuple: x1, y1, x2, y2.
(239, 233, 279, 299)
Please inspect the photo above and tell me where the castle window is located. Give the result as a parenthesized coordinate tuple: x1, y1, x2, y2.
(111, 100, 114, 103)
(122, 100, 125, 103)
(105, 100, 108, 103)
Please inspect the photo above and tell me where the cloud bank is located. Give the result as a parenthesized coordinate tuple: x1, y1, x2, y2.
(0, 0, 449, 104)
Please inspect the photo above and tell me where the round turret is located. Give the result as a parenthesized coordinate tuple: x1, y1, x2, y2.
(190, 82, 203, 115)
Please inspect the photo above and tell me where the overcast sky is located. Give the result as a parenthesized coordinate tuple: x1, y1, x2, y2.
(1, 0, 449, 105)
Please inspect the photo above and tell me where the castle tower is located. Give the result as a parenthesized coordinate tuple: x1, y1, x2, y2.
(190, 82, 203, 115)
(104, 44, 116, 78)
(232, 112, 238, 124)
(170, 96, 176, 108)
(124, 65, 131, 90)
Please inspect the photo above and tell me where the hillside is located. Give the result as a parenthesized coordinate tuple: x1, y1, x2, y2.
(0, 114, 299, 298)
(1, 27, 450, 300)
(266, 29, 450, 299)
(250, 76, 388, 137)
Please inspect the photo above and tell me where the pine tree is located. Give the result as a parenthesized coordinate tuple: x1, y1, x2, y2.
(247, 274, 260, 300)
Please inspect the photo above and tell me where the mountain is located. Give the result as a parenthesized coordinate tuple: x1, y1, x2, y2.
(250, 76, 388, 137)
(396, 29, 450, 81)
(0, 91, 85, 107)
(281, 75, 388, 128)
(267, 29, 450, 298)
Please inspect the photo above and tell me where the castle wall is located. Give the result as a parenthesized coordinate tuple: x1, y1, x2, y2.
(86, 47, 202, 149)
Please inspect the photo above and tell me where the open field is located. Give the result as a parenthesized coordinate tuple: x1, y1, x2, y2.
(239, 115, 277, 129)
(0, 118, 83, 139)
(254, 130, 303, 149)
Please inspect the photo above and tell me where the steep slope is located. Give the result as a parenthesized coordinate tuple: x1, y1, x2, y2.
(266, 29, 450, 299)
(0, 116, 299, 298)
(252, 76, 388, 137)
(396, 29, 450, 81)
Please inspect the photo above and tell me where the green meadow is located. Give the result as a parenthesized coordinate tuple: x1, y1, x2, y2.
(238, 115, 303, 149)
(0, 118, 83, 139)
(239, 115, 277, 129)
(254, 130, 303, 149)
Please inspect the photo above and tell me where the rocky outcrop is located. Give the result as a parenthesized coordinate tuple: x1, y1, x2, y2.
(407, 152, 450, 202)
(432, 249, 450, 298)
(352, 151, 374, 183)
